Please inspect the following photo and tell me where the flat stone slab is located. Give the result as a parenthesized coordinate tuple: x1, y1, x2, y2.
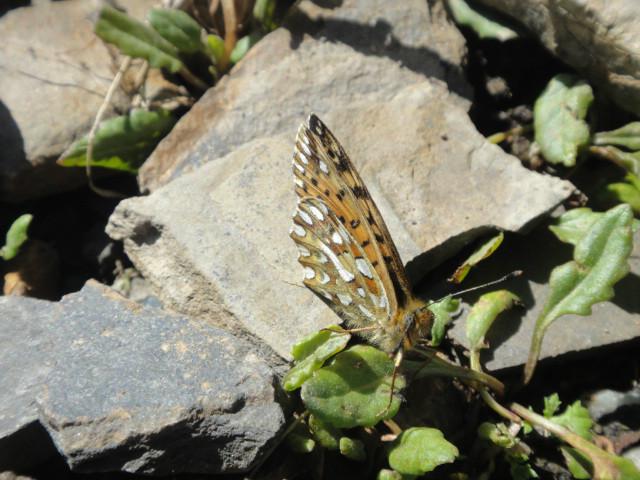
(448, 220, 640, 372)
(0, 281, 284, 474)
(107, 83, 573, 362)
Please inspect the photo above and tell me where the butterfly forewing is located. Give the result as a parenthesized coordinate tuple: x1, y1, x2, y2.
(291, 114, 415, 335)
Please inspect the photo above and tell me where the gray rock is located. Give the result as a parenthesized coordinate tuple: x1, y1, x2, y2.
(0, 296, 58, 471)
(447, 223, 640, 372)
(137, 0, 470, 192)
(0, 0, 154, 201)
(476, 0, 640, 116)
(107, 83, 573, 362)
(0, 281, 284, 474)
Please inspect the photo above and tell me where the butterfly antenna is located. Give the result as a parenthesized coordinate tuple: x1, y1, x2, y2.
(426, 270, 522, 307)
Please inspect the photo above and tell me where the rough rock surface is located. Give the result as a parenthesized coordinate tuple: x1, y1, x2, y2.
(477, 0, 640, 116)
(107, 82, 573, 362)
(137, 0, 470, 192)
(0, 281, 284, 474)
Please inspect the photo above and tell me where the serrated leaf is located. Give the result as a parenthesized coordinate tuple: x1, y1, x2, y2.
(429, 297, 459, 347)
(533, 74, 593, 166)
(543, 393, 562, 417)
(283, 325, 350, 391)
(1, 214, 33, 260)
(524, 204, 633, 383)
(593, 122, 640, 151)
(230, 32, 262, 64)
(466, 290, 520, 351)
(449, 232, 504, 283)
(447, 0, 519, 40)
(551, 401, 593, 440)
(96, 6, 183, 73)
(58, 109, 177, 173)
(339, 437, 366, 461)
(550, 207, 640, 245)
(308, 414, 341, 450)
(300, 345, 405, 428)
(147, 8, 203, 53)
(387, 427, 458, 475)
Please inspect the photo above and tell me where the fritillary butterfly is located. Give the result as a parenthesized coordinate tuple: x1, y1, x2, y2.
(290, 114, 433, 370)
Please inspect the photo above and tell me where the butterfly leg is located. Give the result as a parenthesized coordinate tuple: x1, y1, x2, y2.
(375, 349, 404, 418)
(407, 347, 437, 382)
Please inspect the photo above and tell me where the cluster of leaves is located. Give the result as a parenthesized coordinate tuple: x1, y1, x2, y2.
(59, 2, 279, 174)
(0, 214, 32, 261)
(283, 204, 637, 479)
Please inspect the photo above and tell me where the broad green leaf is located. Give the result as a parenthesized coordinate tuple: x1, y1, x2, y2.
(524, 204, 633, 383)
(387, 427, 458, 475)
(1, 214, 32, 260)
(597, 179, 640, 215)
(300, 345, 405, 428)
(376, 470, 406, 480)
(449, 232, 504, 283)
(429, 297, 459, 347)
(339, 437, 366, 461)
(308, 415, 341, 450)
(147, 8, 203, 53)
(593, 122, 640, 150)
(533, 74, 593, 166)
(594, 145, 640, 176)
(283, 325, 350, 391)
(447, 0, 519, 40)
(58, 109, 177, 173)
(542, 393, 562, 417)
(206, 34, 224, 63)
(466, 290, 520, 351)
(230, 32, 262, 64)
(96, 6, 183, 73)
(550, 207, 640, 245)
(550, 400, 593, 440)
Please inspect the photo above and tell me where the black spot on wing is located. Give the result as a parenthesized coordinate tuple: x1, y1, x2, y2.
(311, 178, 318, 186)
(350, 219, 360, 228)
(374, 234, 384, 243)
(352, 186, 366, 198)
(361, 239, 370, 247)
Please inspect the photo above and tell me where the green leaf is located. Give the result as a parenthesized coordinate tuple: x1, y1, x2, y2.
(597, 178, 640, 215)
(376, 470, 406, 480)
(593, 122, 640, 151)
(387, 427, 458, 475)
(230, 32, 262, 64)
(594, 145, 640, 176)
(95, 6, 183, 73)
(300, 345, 405, 428)
(283, 325, 350, 391)
(147, 8, 203, 53)
(308, 414, 341, 450)
(1, 214, 33, 260)
(446, 0, 519, 40)
(429, 297, 459, 347)
(524, 204, 634, 383)
(561, 446, 592, 479)
(58, 109, 177, 173)
(466, 290, 520, 351)
(285, 419, 315, 453)
(253, 0, 278, 32)
(449, 232, 504, 284)
(507, 452, 539, 480)
(550, 400, 593, 440)
(550, 207, 640, 245)
(205, 34, 224, 63)
(339, 437, 366, 461)
(533, 74, 594, 166)
(542, 393, 562, 417)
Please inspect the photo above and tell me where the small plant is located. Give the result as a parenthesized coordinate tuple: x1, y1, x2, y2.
(1, 214, 33, 261)
(282, 204, 638, 479)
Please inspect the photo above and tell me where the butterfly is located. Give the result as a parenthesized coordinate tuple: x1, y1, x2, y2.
(289, 114, 434, 398)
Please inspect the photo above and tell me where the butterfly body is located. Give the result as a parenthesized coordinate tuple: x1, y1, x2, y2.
(290, 114, 433, 357)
